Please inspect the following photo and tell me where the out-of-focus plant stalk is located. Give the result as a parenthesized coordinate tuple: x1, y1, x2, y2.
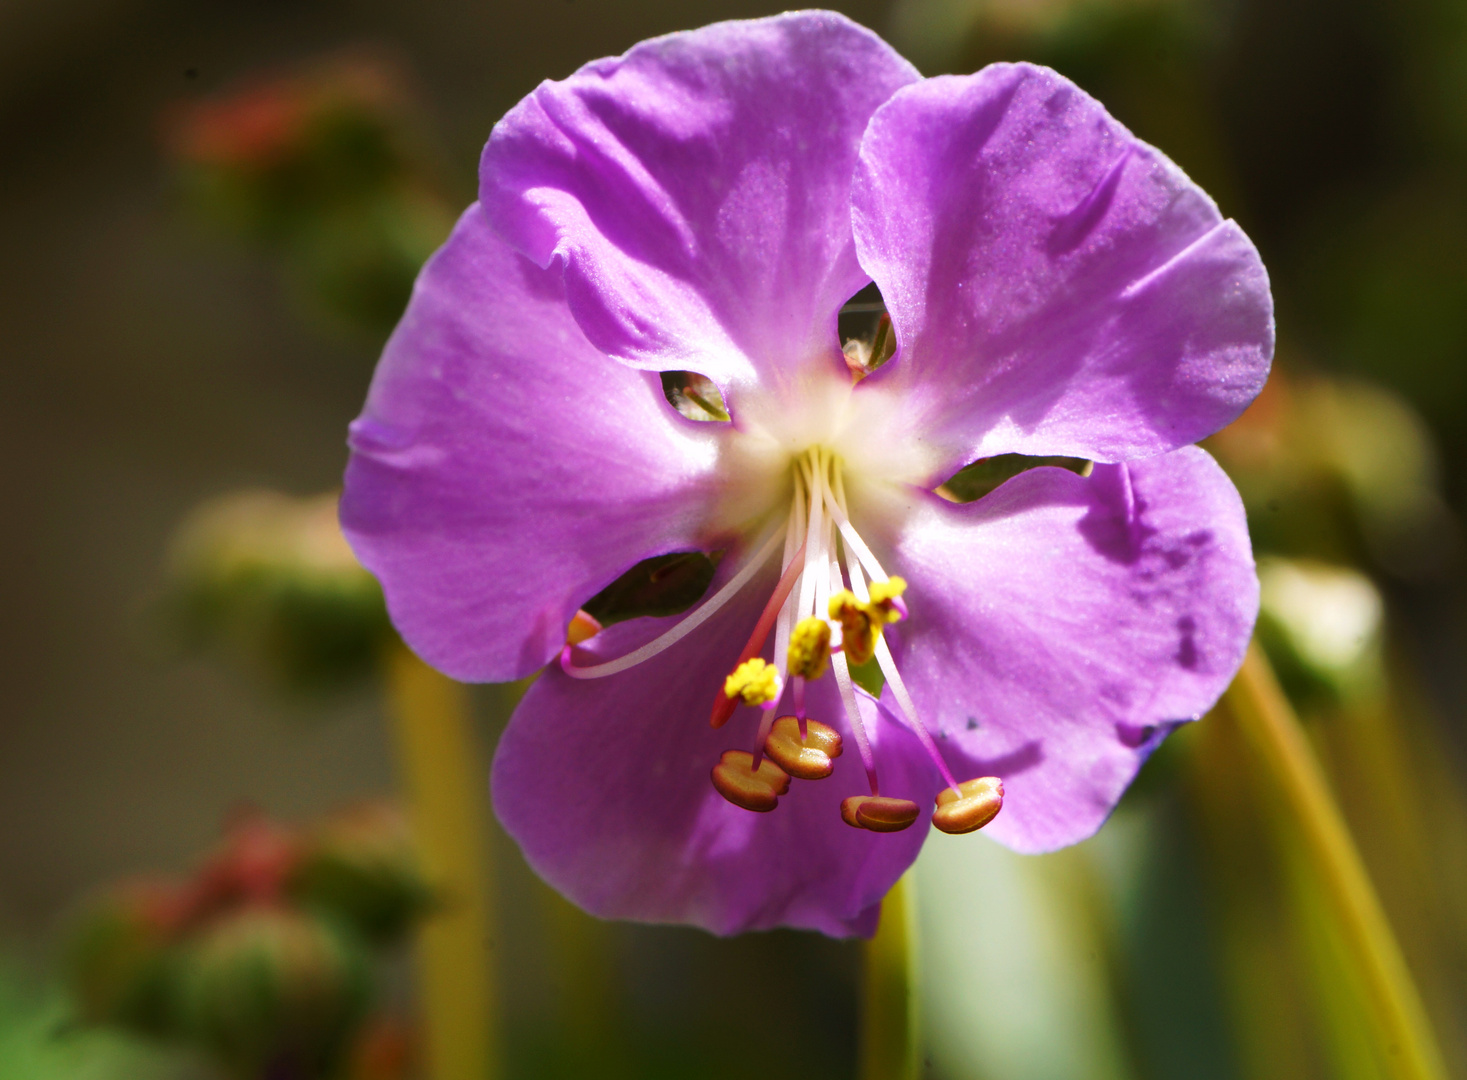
(1225, 642, 1446, 1080)
(859, 873, 919, 1080)
(385, 641, 499, 1080)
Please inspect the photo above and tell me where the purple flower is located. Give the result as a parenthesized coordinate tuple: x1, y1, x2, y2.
(341, 11, 1271, 937)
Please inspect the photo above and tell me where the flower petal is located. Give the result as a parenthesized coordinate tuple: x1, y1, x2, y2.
(882, 446, 1257, 852)
(852, 64, 1273, 467)
(493, 559, 942, 937)
(480, 11, 919, 398)
(341, 207, 725, 683)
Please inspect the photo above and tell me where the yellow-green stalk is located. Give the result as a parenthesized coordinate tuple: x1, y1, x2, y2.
(859, 873, 920, 1080)
(1225, 642, 1446, 1080)
(385, 642, 499, 1080)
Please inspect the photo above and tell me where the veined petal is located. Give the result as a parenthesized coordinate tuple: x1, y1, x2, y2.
(481, 11, 919, 399)
(882, 446, 1256, 853)
(493, 558, 941, 937)
(341, 207, 724, 683)
(852, 64, 1273, 469)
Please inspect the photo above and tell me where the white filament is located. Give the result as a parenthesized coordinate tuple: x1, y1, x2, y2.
(771, 483, 806, 693)
(795, 450, 826, 623)
(823, 481, 890, 585)
(843, 517, 960, 791)
(560, 523, 785, 679)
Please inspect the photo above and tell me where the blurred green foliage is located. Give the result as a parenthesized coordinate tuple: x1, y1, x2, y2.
(159, 490, 394, 697)
(291, 804, 435, 948)
(939, 454, 1091, 503)
(582, 551, 720, 628)
(0, 963, 191, 1080)
(165, 52, 456, 336)
(178, 908, 371, 1080)
(64, 806, 429, 1080)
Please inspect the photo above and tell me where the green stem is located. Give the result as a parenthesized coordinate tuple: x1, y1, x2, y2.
(385, 642, 499, 1080)
(859, 873, 919, 1080)
(1224, 641, 1446, 1080)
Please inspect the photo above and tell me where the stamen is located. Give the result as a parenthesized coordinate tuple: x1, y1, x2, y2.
(840, 795, 919, 832)
(932, 777, 1004, 834)
(825, 529, 880, 795)
(764, 715, 842, 779)
(822, 484, 890, 586)
(829, 465, 908, 629)
(787, 617, 832, 680)
(560, 524, 786, 679)
(794, 450, 827, 623)
(826, 465, 966, 795)
(771, 481, 807, 696)
(709, 535, 809, 728)
(723, 658, 781, 707)
(868, 578, 906, 609)
(827, 581, 903, 667)
(711, 750, 790, 813)
(879, 651, 959, 790)
(748, 704, 780, 772)
(842, 549, 962, 792)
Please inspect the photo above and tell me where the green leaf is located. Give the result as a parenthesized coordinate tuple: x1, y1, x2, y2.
(660, 372, 730, 422)
(582, 552, 718, 626)
(939, 454, 1091, 503)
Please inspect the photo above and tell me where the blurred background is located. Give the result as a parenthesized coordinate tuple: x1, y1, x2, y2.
(2, 0, 1466, 1077)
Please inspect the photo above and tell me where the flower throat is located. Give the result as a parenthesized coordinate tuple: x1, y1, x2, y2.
(561, 446, 1003, 836)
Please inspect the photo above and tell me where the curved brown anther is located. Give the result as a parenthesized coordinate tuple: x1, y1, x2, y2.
(764, 715, 843, 780)
(840, 795, 920, 832)
(711, 750, 790, 813)
(932, 776, 1004, 835)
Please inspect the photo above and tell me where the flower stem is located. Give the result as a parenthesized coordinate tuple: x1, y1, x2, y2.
(1224, 641, 1446, 1080)
(384, 641, 499, 1080)
(859, 873, 919, 1080)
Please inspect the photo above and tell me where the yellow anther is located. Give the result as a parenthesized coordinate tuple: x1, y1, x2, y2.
(723, 658, 780, 707)
(868, 576, 907, 610)
(787, 617, 832, 680)
(829, 578, 907, 666)
(829, 591, 877, 666)
(833, 586, 897, 663)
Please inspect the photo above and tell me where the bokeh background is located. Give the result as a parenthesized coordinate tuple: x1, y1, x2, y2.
(2, 0, 1466, 1077)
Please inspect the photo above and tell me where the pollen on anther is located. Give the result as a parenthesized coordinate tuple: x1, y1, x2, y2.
(868, 577, 907, 611)
(829, 578, 907, 667)
(787, 617, 832, 681)
(724, 658, 781, 706)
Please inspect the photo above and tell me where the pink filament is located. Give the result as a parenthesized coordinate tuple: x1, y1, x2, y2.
(748, 704, 780, 771)
(709, 537, 808, 728)
(832, 651, 880, 796)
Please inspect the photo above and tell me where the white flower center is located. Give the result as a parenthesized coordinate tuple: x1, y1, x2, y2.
(708, 361, 943, 539)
